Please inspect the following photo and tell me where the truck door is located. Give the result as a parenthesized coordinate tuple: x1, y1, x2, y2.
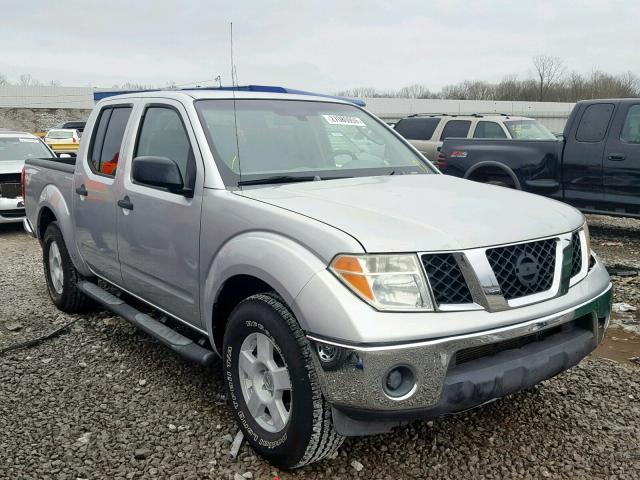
(603, 103, 640, 214)
(116, 101, 203, 326)
(562, 102, 615, 210)
(74, 105, 132, 282)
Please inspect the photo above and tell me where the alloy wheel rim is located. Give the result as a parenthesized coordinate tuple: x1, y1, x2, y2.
(238, 332, 292, 433)
(48, 241, 64, 295)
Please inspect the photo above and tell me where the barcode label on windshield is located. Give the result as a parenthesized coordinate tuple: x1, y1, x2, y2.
(322, 114, 366, 127)
(19, 138, 39, 143)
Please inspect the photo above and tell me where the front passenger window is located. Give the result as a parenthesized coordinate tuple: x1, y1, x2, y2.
(134, 106, 195, 190)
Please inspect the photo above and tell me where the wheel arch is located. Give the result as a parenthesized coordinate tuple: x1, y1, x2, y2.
(36, 184, 92, 276)
(203, 231, 329, 353)
(464, 161, 522, 189)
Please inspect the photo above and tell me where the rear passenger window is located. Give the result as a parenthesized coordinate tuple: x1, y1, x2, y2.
(394, 117, 440, 140)
(575, 103, 614, 143)
(620, 105, 640, 144)
(440, 120, 471, 140)
(473, 121, 507, 139)
(134, 106, 195, 190)
(89, 106, 132, 177)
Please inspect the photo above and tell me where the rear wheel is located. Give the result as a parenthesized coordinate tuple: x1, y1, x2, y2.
(43, 222, 94, 313)
(223, 293, 344, 469)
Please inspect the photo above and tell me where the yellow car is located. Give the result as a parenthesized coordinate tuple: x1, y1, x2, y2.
(44, 129, 80, 155)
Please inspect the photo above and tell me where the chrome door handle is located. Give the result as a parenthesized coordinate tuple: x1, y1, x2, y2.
(75, 184, 88, 196)
(608, 153, 626, 161)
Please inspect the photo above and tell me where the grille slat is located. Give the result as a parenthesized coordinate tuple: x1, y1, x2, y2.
(570, 231, 582, 277)
(421, 253, 473, 305)
(486, 238, 557, 300)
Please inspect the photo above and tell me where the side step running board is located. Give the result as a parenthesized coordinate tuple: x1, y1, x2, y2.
(78, 281, 216, 366)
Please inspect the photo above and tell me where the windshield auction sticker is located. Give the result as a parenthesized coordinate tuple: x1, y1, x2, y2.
(322, 114, 366, 127)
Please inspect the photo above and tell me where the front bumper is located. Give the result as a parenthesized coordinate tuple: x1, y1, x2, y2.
(307, 279, 612, 433)
(0, 196, 26, 224)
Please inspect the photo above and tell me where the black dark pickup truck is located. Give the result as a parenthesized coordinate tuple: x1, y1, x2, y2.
(439, 98, 640, 217)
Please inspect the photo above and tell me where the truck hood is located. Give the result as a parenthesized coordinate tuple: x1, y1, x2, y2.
(0, 160, 24, 175)
(237, 175, 583, 252)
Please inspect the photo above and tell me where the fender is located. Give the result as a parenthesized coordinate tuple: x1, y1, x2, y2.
(464, 161, 522, 190)
(202, 230, 333, 345)
(37, 184, 92, 277)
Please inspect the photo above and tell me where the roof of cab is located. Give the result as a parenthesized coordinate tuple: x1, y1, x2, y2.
(94, 85, 366, 107)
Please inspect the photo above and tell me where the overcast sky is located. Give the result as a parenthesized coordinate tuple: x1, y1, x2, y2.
(1, 0, 639, 93)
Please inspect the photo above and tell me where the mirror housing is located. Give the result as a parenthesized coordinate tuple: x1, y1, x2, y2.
(132, 156, 191, 196)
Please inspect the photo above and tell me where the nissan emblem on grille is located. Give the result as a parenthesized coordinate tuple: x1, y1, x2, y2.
(515, 253, 540, 287)
(486, 238, 557, 300)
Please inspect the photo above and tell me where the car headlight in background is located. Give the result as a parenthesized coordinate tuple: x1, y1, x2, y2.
(330, 254, 434, 311)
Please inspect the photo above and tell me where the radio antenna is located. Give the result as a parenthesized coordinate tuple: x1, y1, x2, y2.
(230, 22, 242, 187)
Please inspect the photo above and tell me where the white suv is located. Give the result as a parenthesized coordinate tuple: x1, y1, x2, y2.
(394, 114, 556, 161)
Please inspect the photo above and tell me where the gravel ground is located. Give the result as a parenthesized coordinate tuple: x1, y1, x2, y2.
(587, 214, 640, 335)
(1, 221, 640, 480)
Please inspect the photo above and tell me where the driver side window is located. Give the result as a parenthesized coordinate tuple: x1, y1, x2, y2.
(134, 106, 196, 190)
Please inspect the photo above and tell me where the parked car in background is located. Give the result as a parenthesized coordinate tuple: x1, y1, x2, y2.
(0, 130, 55, 225)
(56, 121, 87, 135)
(44, 128, 80, 156)
(439, 98, 640, 218)
(394, 113, 556, 161)
(24, 88, 611, 468)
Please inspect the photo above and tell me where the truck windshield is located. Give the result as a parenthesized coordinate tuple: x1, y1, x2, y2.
(504, 120, 556, 140)
(195, 99, 433, 186)
(0, 137, 54, 161)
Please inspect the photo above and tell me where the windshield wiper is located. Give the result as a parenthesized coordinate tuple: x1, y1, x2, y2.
(237, 175, 319, 186)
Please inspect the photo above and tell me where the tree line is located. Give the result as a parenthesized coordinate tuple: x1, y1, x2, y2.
(337, 55, 640, 102)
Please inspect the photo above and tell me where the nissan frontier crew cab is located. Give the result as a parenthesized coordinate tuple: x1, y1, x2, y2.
(23, 87, 612, 469)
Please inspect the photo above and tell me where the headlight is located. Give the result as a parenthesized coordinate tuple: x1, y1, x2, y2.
(330, 254, 434, 311)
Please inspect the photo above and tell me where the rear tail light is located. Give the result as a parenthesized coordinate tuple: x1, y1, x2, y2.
(437, 152, 447, 170)
(73, 137, 77, 143)
(21, 166, 26, 199)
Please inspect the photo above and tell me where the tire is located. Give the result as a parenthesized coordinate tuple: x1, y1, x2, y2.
(42, 222, 94, 313)
(223, 293, 344, 469)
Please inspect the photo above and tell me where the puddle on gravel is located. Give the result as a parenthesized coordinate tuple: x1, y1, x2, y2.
(593, 327, 640, 367)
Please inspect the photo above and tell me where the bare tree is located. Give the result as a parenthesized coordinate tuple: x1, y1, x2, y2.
(397, 84, 432, 99)
(532, 55, 566, 101)
(0, 73, 9, 86)
(48, 80, 62, 87)
(19, 73, 41, 86)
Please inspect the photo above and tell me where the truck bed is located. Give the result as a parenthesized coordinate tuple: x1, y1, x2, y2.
(439, 138, 564, 199)
(24, 157, 76, 236)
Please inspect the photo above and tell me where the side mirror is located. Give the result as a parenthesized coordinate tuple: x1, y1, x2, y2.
(132, 156, 191, 196)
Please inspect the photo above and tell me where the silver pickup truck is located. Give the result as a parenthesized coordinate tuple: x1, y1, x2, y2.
(23, 89, 612, 469)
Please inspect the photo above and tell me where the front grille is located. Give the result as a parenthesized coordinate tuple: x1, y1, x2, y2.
(421, 253, 473, 304)
(0, 173, 21, 184)
(0, 183, 21, 199)
(0, 208, 25, 218)
(570, 231, 582, 277)
(452, 315, 592, 367)
(486, 238, 557, 300)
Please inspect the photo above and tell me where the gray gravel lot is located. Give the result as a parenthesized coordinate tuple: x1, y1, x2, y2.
(1, 221, 639, 480)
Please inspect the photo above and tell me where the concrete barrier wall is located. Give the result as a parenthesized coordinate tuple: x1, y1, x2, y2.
(0, 107, 91, 133)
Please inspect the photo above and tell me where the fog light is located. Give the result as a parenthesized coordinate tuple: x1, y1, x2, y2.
(383, 365, 416, 399)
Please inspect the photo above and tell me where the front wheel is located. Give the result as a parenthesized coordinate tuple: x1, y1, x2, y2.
(223, 293, 344, 469)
